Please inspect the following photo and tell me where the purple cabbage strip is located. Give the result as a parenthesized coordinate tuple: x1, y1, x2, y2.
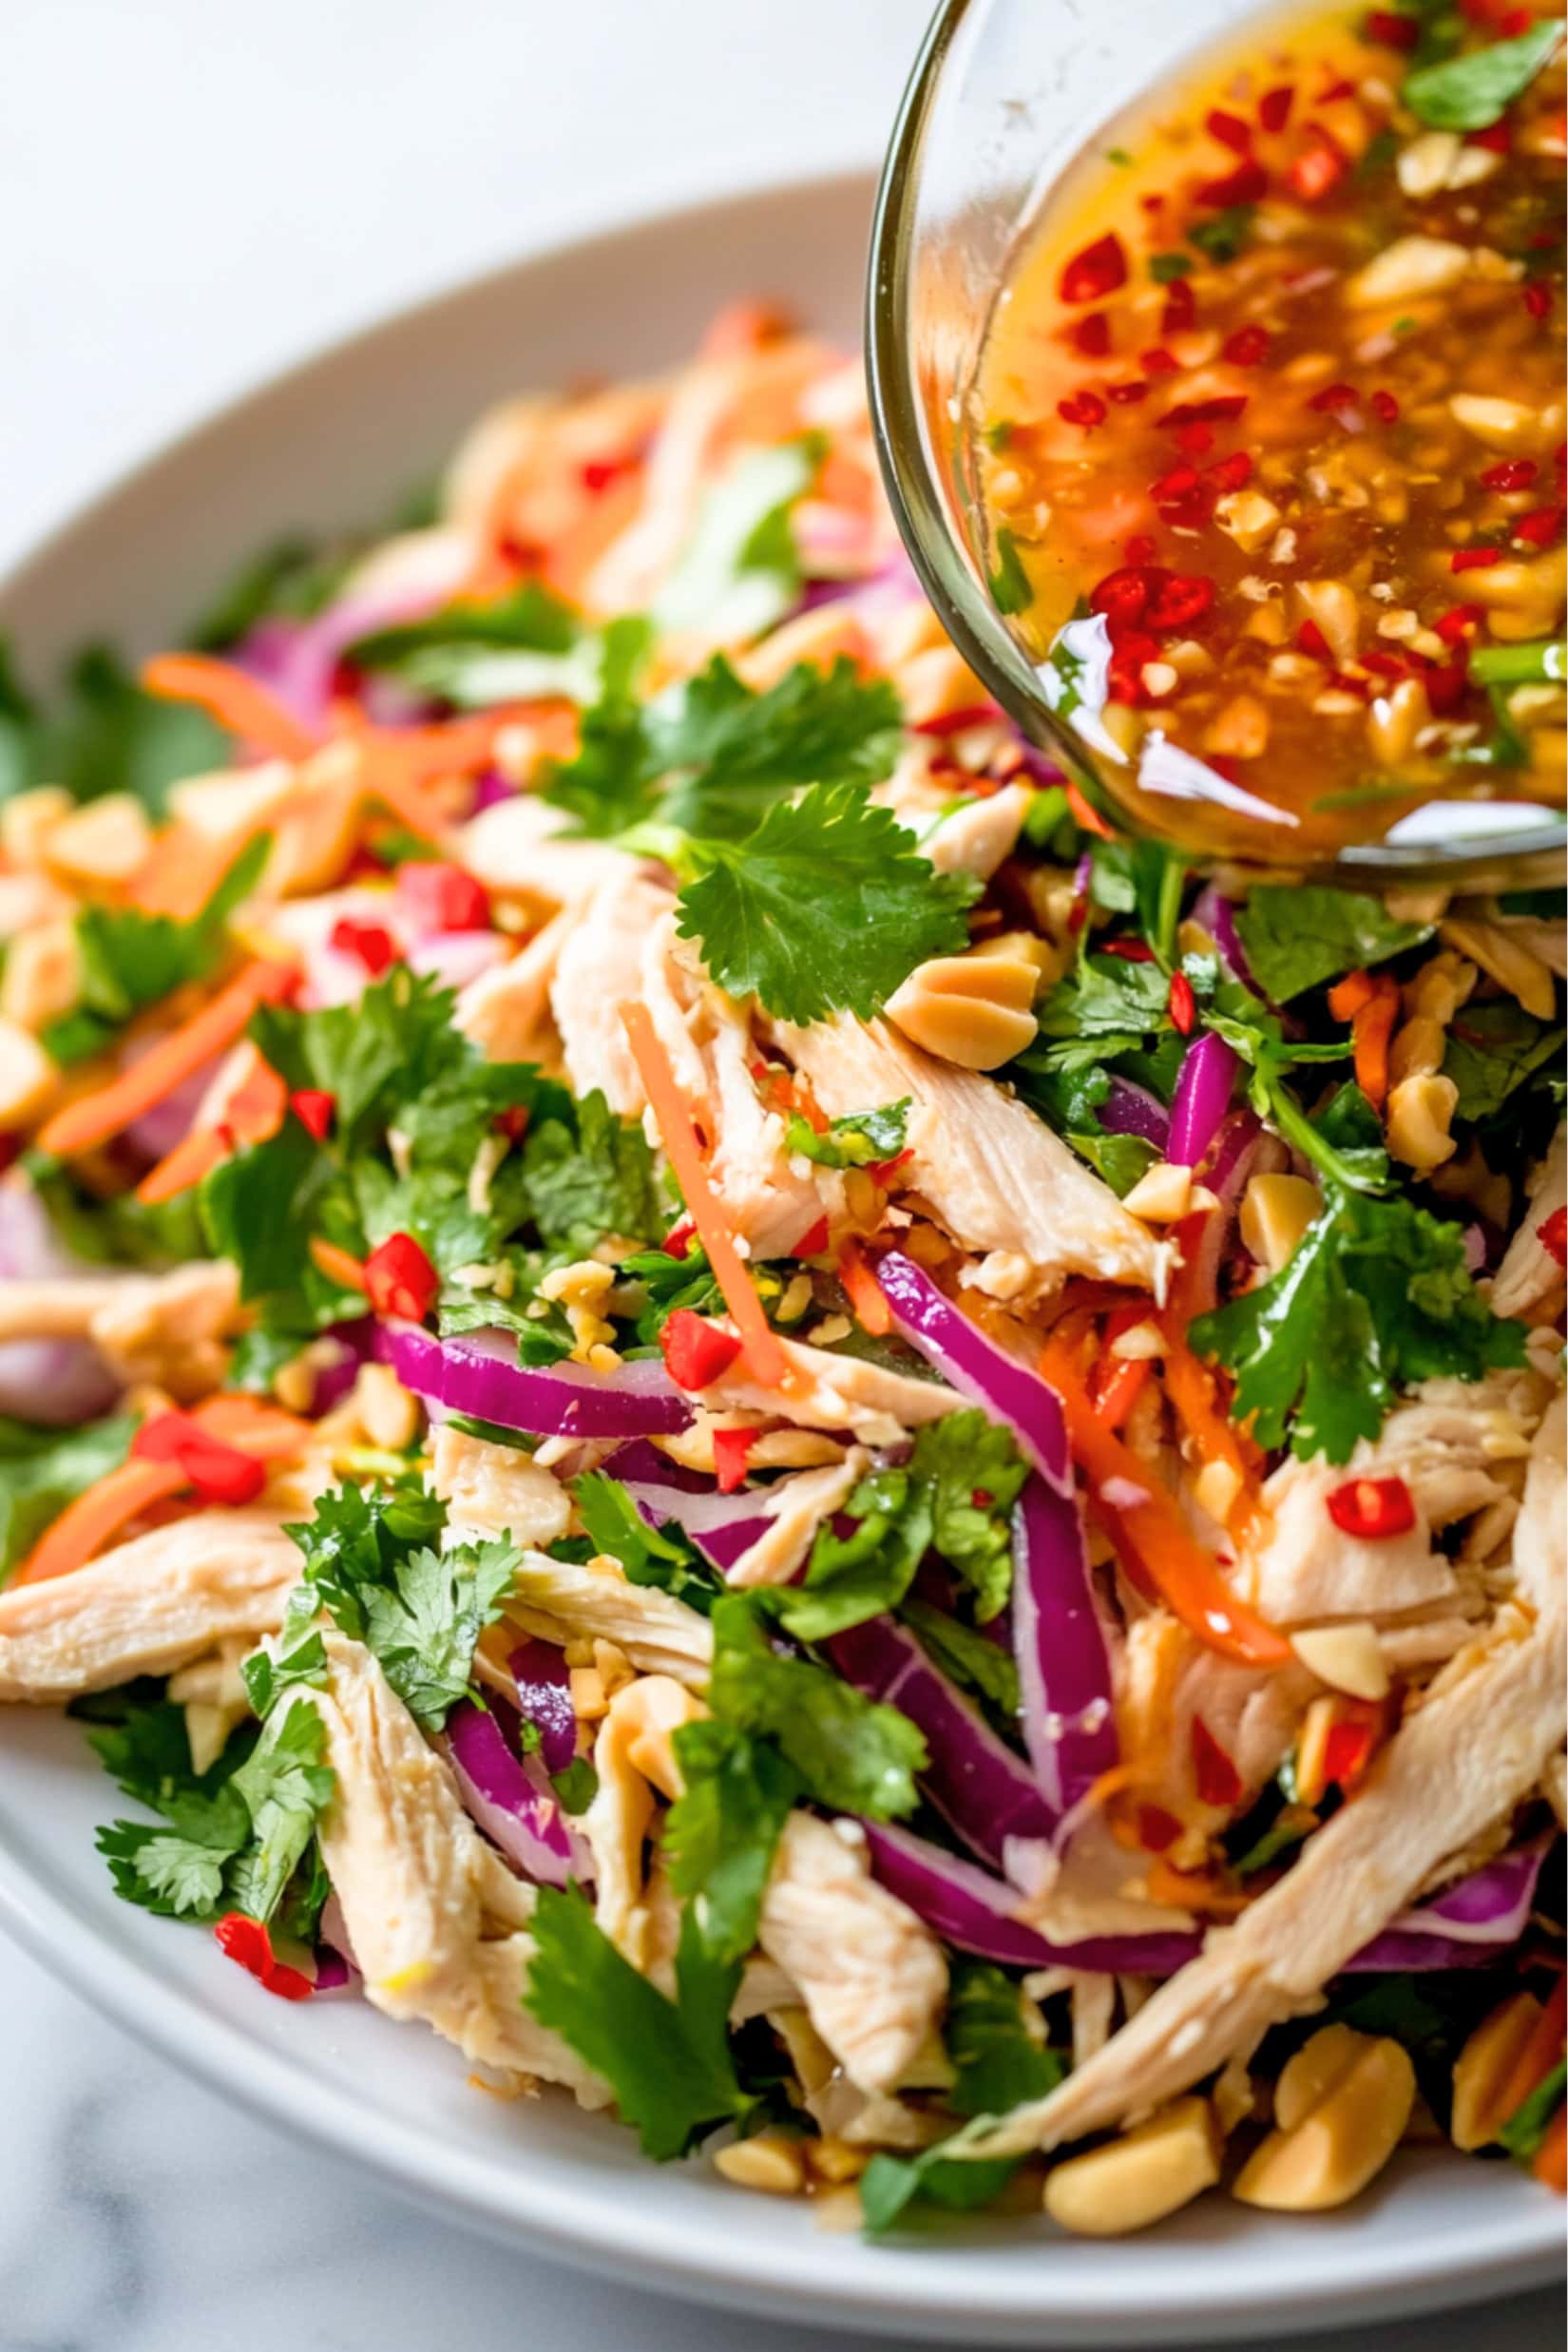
(507, 1641, 580, 1777)
(1190, 885, 1262, 997)
(445, 1697, 583, 1886)
(1345, 1842, 1550, 1974)
(1100, 1078, 1170, 1152)
(0, 1180, 120, 1426)
(1167, 1033, 1240, 1169)
(1010, 1475, 1119, 1820)
(375, 1321, 693, 1439)
(874, 1250, 1070, 1489)
(829, 1618, 1058, 1864)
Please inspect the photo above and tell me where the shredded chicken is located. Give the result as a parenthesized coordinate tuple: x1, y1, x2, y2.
(0, 1511, 299, 1703)
(454, 909, 575, 1063)
(756, 1812, 947, 2094)
(713, 1332, 959, 1447)
(504, 1549, 713, 1686)
(775, 1013, 1164, 1301)
(458, 794, 641, 920)
(550, 871, 675, 1113)
(1491, 1122, 1566, 1325)
(429, 1425, 571, 1550)
(725, 1450, 868, 1588)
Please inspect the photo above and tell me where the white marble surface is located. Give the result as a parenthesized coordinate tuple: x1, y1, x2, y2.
(0, 5, 1563, 2347)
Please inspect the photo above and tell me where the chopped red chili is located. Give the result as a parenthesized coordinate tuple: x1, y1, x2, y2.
(1106, 379, 1150, 404)
(1296, 619, 1332, 661)
(1058, 390, 1108, 429)
(1206, 106, 1252, 152)
(1257, 84, 1294, 133)
(329, 918, 399, 977)
(1286, 125, 1349, 201)
(1369, 388, 1400, 422)
(1072, 311, 1112, 357)
(1192, 1715, 1244, 1808)
(662, 1217, 696, 1260)
(1137, 1803, 1184, 1854)
(1161, 277, 1197, 335)
(363, 1231, 440, 1324)
(1480, 457, 1539, 492)
(1168, 970, 1196, 1035)
(394, 859, 490, 933)
(1140, 345, 1180, 376)
(289, 1088, 335, 1142)
(1450, 545, 1503, 571)
(1145, 573, 1216, 631)
(214, 1914, 315, 2001)
(1309, 380, 1361, 416)
(1060, 232, 1128, 305)
(1365, 8, 1420, 47)
(1222, 324, 1272, 367)
(1207, 450, 1254, 492)
(1100, 937, 1157, 963)
(1326, 1475, 1417, 1540)
(1523, 280, 1552, 319)
(1157, 394, 1248, 429)
(712, 1427, 757, 1494)
(132, 1413, 268, 1508)
(794, 1214, 830, 1257)
(1467, 120, 1512, 153)
(494, 1103, 530, 1143)
(660, 1309, 744, 1392)
(1434, 602, 1486, 644)
(1195, 157, 1269, 209)
(1539, 1205, 1568, 1267)
(1513, 506, 1565, 548)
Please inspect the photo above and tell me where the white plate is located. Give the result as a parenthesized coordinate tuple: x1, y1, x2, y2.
(0, 170, 1560, 2346)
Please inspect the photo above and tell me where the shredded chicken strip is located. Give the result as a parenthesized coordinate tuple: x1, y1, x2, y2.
(1491, 1122, 1566, 1325)
(504, 1550, 713, 1686)
(713, 1332, 960, 1447)
(725, 1451, 868, 1588)
(550, 871, 675, 1114)
(429, 1425, 571, 1551)
(454, 908, 575, 1063)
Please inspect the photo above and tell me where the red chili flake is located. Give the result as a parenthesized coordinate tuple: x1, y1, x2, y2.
(1195, 157, 1269, 208)
(1327, 1475, 1417, 1539)
(580, 453, 638, 493)
(1192, 1716, 1243, 1808)
(1072, 310, 1112, 358)
(1157, 393, 1248, 428)
(712, 1427, 756, 1494)
(1434, 602, 1485, 643)
(913, 704, 1000, 737)
(290, 1088, 335, 1142)
(1498, 5, 1532, 31)
(1151, 462, 1201, 505)
(1090, 565, 1157, 630)
(1206, 105, 1252, 153)
(1315, 75, 1356, 103)
(1366, 8, 1420, 48)
(1539, 1205, 1568, 1267)
(1140, 346, 1181, 375)
(1296, 619, 1332, 660)
(394, 859, 490, 933)
(1177, 422, 1215, 459)
(1137, 1804, 1184, 1854)
(1424, 658, 1469, 715)
(1257, 84, 1295, 134)
(1139, 192, 1166, 213)
(1451, 545, 1503, 571)
(1060, 231, 1128, 305)
(662, 1216, 696, 1259)
(1125, 532, 1158, 566)
(1322, 1715, 1378, 1794)
(1161, 277, 1197, 335)
(1523, 281, 1552, 320)
(1360, 648, 1413, 681)
(1106, 630, 1163, 706)
(494, 1104, 530, 1143)
(1369, 389, 1400, 423)
(1286, 126, 1349, 202)
(1058, 390, 1108, 430)
(132, 1413, 269, 1508)
(794, 1214, 830, 1257)
(329, 918, 399, 976)
(1308, 380, 1361, 417)
(1514, 506, 1565, 548)
(1106, 379, 1150, 404)
(214, 1915, 315, 2002)
(1222, 324, 1272, 367)
(1100, 937, 1157, 963)
(1207, 450, 1253, 492)
(1168, 971, 1196, 1036)
(868, 1148, 914, 1190)
(1467, 119, 1513, 153)
(660, 1309, 743, 1393)
(1144, 573, 1216, 631)
(363, 1231, 440, 1325)
(1481, 457, 1539, 493)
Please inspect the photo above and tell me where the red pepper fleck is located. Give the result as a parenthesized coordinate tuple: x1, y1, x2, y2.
(1513, 506, 1565, 548)
(1139, 192, 1166, 213)
(363, 1231, 440, 1324)
(1482, 457, 1539, 493)
(1369, 389, 1400, 423)
(329, 918, 399, 977)
(1222, 324, 1272, 367)
(1168, 971, 1196, 1036)
(662, 1217, 696, 1260)
(1539, 1205, 1568, 1267)
(1433, 602, 1485, 644)
(1257, 84, 1294, 134)
(1366, 8, 1420, 48)
(290, 1088, 335, 1142)
(394, 860, 490, 933)
(712, 1427, 756, 1495)
(1309, 380, 1361, 418)
(1424, 658, 1469, 715)
(581, 454, 638, 493)
(1315, 74, 1356, 103)
(1125, 532, 1158, 566)
(1090, 565, 1157, 631)
(1207, 450, 1254, 492)
(1523, 281, 1552, 320)
(1327, 1475, 1417, 1540)
(1161, 277, 1197, 335)
(1105, 630, 1163, 706)
(1157, 393, 1248, 429)
(794, 1214, 830, 1257)
(1140, 345, 1181, 376)
(1195, 157, 1269, 208)
(660, 1309, 743, 1393)
(1206, 106, 1252, 153)
(132, 1413, 268, 1508)
(1107, 379, 1150, 404)
(215, 1914, 316, 2001)
(1144, 573, 1216, 631)
(1467, 119, 1512, 153)
(1151, 463, 1201, 506)
(494, 1104, 530, 1143)
(868, 1148, 915, 1189)
(1100, 937, 1157, 963)
(1323, 1715, 1378, 1794)
(1500, 4, 1533, 28)
(1072, 311, 1112, 358)
(1192, 1715, 1244, 1808)
(1451, 546, 1503, 572)
(1060, 231, 1128, 305)
(1138, 1804, 1184, 1854)
(1176, 422, 1215, 459)
(1294, 618, 1331, 662)
(1058, 390, 1107, 430)
(1286, 126, 1349, 202)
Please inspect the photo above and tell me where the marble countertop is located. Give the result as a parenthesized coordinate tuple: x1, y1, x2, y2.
(0, 5, 1562, 2346)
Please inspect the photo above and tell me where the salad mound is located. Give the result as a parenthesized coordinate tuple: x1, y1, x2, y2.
(0, 298, 1562, 2235)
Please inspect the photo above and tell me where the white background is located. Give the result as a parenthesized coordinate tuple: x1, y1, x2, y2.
(0, 4, 1560, 2347)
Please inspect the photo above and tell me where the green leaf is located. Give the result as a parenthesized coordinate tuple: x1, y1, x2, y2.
(659, 658, 904, 842)
(0, 640, 231, 813)
(96, 1823, 233, 1918)
(1233, 887, 1432, 1001)
(1149, 251, 1195, 282)
(987, 526, 1032, 617)
(522, 1087, 661, 1251)
(785, 1098, 909, 1169)
(536, 618, 659, 837)
(224, 1699, 335, 1922)
(187, 537, 346, 649)
(946, 1960, 1064, 2117)
(663, 1719, 803, 1960)
(0, 1411, 136, 1582)
(346, 581, 596, 707)
(858, 2114, 1023, 2235)
(653, 438, 821, 642)
(524, 1886, 751, 2159)
(899, 1597, 1021, 1720)
(705, 1592, 926, 1819)
(1500, 2059, 1566, 2163)
(677, 781, 978, 1023)
(1187, 203, 1254, 263)
(549, 1755, 600, 1814)
(249, 964, 470, 1154)
(571, 1471, 720, 1615)
(1404, 19, 1561, 128)
(1442, 1002, 1566, 1124)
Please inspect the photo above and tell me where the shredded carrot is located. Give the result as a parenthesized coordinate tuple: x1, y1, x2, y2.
(127, 823, 240, 921)
(310, 1236, 370, 1294)
(195, 1394, 312, 1456)
(541, 470, 645, 602)
(620, 1000, 788, 1389)
(1064, 779, 1115, 839)
(1326, 968, 1376, 1022)
(1144, 1860, 1250, 1917)
(837, 1240, 892, 1338)
(1327, 967, 1402, 1112)
(1499, 1973, 1568, 2128)
(37, 961, 296, 1159)
(1158, 1315, 1262, 1528)
(1040, 1329, 1292, 1668)
(1535, 2102, 1567, 2195)
(135, 1055, 287, 1204)
(142, 655, 316, 763)
(1091, 1351, 1150, 1430)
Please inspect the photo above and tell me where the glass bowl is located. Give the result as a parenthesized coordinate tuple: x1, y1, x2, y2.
(866, 0, 1567, 889)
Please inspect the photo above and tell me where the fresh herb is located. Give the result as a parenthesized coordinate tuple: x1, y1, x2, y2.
(1149, 252, 1195, 283)
(987, 526, 1033, 617)
(663, 1718, 803, 1961)
(1443, 1003, 1566, 1124)
(1403, 19, 1562, 131)
(1233, 886, 1432, 1002)
(900, 1597, 1022, 1721)
(570, 1472, 720, 1615)
(652, 436, 822, 642)
(189, 537, 350, 649)
(858, 2115, 1023, 2235)
(785, 1099, 909, 1169)
(1469, 640, 1566, 687)
(347, 580, 598, 709)
(1008, 1054, 1160, 1199)
(0, 1411, 136, 1582)
(549, 1756, 600, 1814)
(521, 1087, 661, 1252)
(1187, 203, 1255, 263)
(947, 1960, 1064, 2116)
(1500, 2060, 1566, 2164)
(0, 640, 230, 813)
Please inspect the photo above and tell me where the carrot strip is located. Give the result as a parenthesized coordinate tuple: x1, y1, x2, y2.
(1499, 1974, 1567, 2127)
(1064, 779, 1115, 839)
(194, 1395, 311, 1456)
(142, 655, 316, 763)
(1351, 976, 1401, 1113)
(1535, 2104, 1567, 2195)
(127, 823, 239, 921)
(38, 961, 296, 1159)
(310, 1237, 370, 1294)
(1040, 1330, 1292, 1668)
(1158, 1316, 1261, 1527)
(1327, 968, 1376, 1022)
(135, 1127, 228, 1205)
(13, 1459, 191, 1584)
(837, 1240, 892, 1338)
(621, 1001, 788, 1389)
(135, 1057, 287, 1204)
(1091, 1351, 1150, 1430)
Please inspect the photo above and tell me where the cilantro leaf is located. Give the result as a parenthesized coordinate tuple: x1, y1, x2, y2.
(899, 1597, 1021, 1720)
(249, 964, 469, 1154)
(1192, 1183, 1527, 1461)
(859, 2116, 1023, 2236)
(1187, 202, 1254, 263)
(522, 1087, 660, 1250)
(987, 526, 1032, 617)
(785, 1098, 909, 1169)
(658, 658, 904, 842)
(652, 438, 821, 642)
(0, 639, 230, 813)
(1404, 19, 1562, 129)
(536, 618, 659, 837)
(524, 1887, 751, 2158)
(571, 1471, 720, 1615)
(947, 1960, 1064, 2117)
(224, 1700, 335, 1922)
(663, 1719, 803, 1961)
(0, 1410, 136, 1582)
(1442, 1002, 1566, 1124)
(96, 1823, 234, 1919)
(706, 1592, 926, 1819)
(346, 581, 596, 708)
(1233, 887, 1432, 1002)
(677, 782, 978, 1023)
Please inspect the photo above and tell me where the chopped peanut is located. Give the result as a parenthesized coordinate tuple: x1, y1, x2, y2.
(1044, 2097, 1221, 2236)
(1233, 2028, 1414, 2211)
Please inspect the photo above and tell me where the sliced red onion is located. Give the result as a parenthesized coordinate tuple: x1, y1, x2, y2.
(873, 1251, 1069, 1490)
(507, 1640, 580, 1777)
(1168, 1033, 1240, 1169)
(863, 1821, 1200, 1974)
(470, 766, 518, 813)
(375, 1321, 693, 1439)
(1190, 885, 1261, 996)
(1462, 1223, 1488, 1274)
(233, 581, 453, 730)
(445, 1698, 586, 1885)
(0, 1180, 121, 1425)
(1345, 1842, 1550, 1973)
(622, 1481, 772, 1572)
(829, 1618, 1057, 1864)
(1010, 1475, 1118, 1819)
(1100, 1078, 1170, 1151)
(1177, 1106, 1265, 1318)
(309, 1944, 354, 1992)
